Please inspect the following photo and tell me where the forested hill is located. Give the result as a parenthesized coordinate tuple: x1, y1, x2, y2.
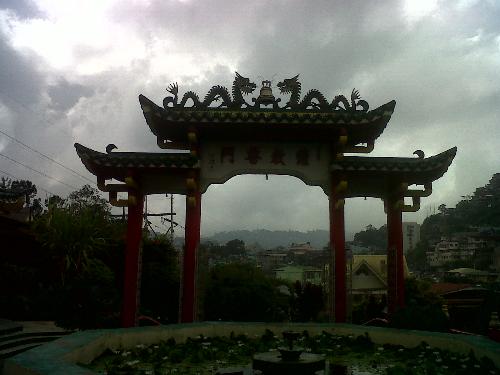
(202, 229, 333, 249)
(350, 173, 500, 256)
(419, 173, 500, 242)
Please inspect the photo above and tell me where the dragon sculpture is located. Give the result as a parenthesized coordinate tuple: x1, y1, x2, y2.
(163, 72, 256, 109)
(277, 75, 369, 112)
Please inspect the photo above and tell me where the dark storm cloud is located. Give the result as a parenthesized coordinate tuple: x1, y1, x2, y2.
(1, 0, 500, 235)
(0, 0, 43, 19)
(0, 29, 45, 107)
(0, 26, 96, 199)
(112, 0, 407, 91)
(105, 0, 500, 233)
(48, 79, 94, 112)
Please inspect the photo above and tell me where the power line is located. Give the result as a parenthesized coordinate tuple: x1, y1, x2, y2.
(0, 152, 77, 190)
(1, 93, 74, 140)
(0, 128, 95, 185)
(0, 168, 58, 196)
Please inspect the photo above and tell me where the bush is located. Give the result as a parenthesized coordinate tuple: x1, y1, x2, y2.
(203, 263, 289, 321)
(389, 278, 449, 332)
(55, 259, 120, 329)
(140, 236, 180, 323)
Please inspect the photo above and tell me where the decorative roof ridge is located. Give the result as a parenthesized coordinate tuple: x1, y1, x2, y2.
(156, 73, 379, 111)
(139, 93, 396, 115)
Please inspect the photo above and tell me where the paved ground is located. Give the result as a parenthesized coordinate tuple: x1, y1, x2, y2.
(0, 319, 73, 366)
(13, 321, 68, 333)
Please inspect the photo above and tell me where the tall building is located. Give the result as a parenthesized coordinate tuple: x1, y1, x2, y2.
(402, 222, 420, 254)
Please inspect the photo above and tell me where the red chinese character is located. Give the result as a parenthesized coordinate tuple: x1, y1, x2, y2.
(296, 148, 309, 165)
(271, 148, 285, 165)
(246, 146, 261, 164)
(220, 147, 235, 163)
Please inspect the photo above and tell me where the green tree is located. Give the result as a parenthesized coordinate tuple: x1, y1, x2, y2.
(406, 239, 430, 272)
(206, 239, 247, 259)
(204, 263, 289, 322)
(0, 177, 37, 198)
(33, 187, 114, 284)
(1, 177, 42, 218)
(389, 278, 449, 332)
(224, 239, 246, 256)
(291, 282, 325, 322)
(140, 235, 180, 323)
(353, 224, 387, 252)
(55, 258, 120, 329)
(30, 185, 124, 328)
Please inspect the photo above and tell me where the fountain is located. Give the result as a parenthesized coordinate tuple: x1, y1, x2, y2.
(252, 331, 326, 374)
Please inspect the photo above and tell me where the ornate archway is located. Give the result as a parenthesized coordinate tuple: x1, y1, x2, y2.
(75, 73, 456, 326)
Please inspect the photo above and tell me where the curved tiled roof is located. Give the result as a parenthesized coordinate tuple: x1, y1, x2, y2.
(75, 144, 198, 168)
(74, 143, 456, 198)
(75, 143, 198, 178)
(332, 147, 456, 174)
(331, 147, 457, 197)
(139, 94, 396, 145)
(74, 144, 200, 194)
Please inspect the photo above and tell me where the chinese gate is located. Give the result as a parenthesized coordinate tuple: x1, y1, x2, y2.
(75, 73, 456, 326)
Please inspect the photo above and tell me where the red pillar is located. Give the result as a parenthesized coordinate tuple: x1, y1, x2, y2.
(121, 192, 144, 328)
(386, 197, 405, 314)
(329, 179, 346, 323)
(181, 190, 201, 323)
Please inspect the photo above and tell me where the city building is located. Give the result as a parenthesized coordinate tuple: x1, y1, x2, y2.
(288, 242, 315, 256)
(426, 235, 488, 267)
(349, 255, 409, 296)
(446, 268, 499, 283)
(274, 265, 324, 286)
(256, 250, 289, 272)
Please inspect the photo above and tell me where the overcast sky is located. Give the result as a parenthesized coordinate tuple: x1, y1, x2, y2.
(0, 0, 499, 240)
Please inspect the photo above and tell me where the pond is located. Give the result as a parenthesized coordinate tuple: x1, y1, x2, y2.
(85, 329, 499, 374)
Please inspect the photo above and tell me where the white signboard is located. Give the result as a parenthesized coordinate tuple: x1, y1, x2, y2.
(199, 142, 331, 193)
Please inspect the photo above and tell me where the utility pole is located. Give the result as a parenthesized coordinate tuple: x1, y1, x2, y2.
(169, 194, 174, 242)
(112, 195, 178, 240)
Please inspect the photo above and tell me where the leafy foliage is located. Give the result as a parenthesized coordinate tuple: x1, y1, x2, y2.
(389, 279, 449, 332)
(420, 173, 500, 241)
(200, 239, 246, 259)
(353, 224, 387, 253)
(33, 185, 117, 284)
(140, 235, 180, 324)
(352, 295, 387, 324)
(406, 239, 430, 271)
(0, 177, 37, 197)
(27, 185, 124, 327)
(203, 263, 289, 322)
(291, 282, 325, 322)
(408, 173, 500, 270)
(0, 177, 42, 217)
(1, 183, 180, 328)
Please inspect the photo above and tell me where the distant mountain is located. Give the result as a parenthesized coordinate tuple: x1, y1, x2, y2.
(201, 229, 334, 249)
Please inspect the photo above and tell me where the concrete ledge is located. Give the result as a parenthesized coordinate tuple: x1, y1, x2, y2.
(0, 320, 22, 336)
(4, 322, 500, 374)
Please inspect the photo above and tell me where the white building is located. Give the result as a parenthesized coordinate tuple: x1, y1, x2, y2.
(288, 242, 315, 255)
(426, 235, 487, 267)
